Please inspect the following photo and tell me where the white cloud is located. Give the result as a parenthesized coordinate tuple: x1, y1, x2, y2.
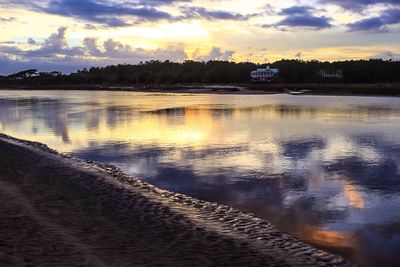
(0, 27, 237, 74)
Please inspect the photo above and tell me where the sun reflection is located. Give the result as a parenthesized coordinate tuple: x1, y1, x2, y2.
(178, 130, 206, 143)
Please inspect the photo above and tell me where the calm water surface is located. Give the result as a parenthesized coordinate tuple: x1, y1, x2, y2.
(1, 90, 399, 266)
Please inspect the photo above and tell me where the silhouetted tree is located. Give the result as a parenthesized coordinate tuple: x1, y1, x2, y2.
(1, 59, 399, 87)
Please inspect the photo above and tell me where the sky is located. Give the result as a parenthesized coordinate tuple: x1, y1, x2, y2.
(0, 0, 399, 74)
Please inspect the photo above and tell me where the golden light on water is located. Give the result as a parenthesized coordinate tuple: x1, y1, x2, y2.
(1, 91, 400, 266)
(309, 228, 353, 249)
(343, 177, 365, 209)
(2, 93, 399, 156)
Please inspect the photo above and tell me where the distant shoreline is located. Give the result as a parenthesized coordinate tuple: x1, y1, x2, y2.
(1, 83, 399, 96)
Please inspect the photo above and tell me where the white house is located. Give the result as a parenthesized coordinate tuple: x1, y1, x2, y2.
(318, 69, 343, 79)
(251, 66, 279, 81)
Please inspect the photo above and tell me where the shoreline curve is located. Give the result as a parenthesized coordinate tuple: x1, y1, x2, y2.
(0, 133, 355, 266)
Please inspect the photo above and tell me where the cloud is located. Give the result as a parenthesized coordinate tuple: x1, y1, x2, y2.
(138, 0, 192, 6)
(373, 51, 400, 60)
(193, 47, 235, 61)
(28, 38, 37, 45)
(0, 17, 16, 22)
(180, 6, 254, 21)
(24, 27, 84, 57)
(263, 6, 333, 30)
(275, 15, 332, 29)
(319, 0, 400, 11)
(4, 1, 256, 26)
(278, 6, 315, 16)
(5, 0, 176, 27)
(0, 27, 191, 74)
(347, 8, 400, 31)
(83, 37, 102, 56)
(263, 4, 276, 15)
(82, 37, 188, 61)
(295, 52, 303, 58)
(46, 0, 176, 26)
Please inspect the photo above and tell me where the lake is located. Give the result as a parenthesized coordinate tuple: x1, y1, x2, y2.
(0, 90, 399, 266)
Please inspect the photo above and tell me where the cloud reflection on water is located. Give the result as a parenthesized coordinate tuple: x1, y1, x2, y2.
(0, 91, 400, 266)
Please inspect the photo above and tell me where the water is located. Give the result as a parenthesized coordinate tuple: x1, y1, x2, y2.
(0, 90, 399, 266)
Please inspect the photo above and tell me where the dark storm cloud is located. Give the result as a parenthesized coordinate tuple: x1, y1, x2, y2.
(347, 8, 400, 31)
(319, 0, 400, 11)
(263, 6, 333, 30)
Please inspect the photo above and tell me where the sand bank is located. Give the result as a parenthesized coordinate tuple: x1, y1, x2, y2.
(0, 134, 354, 266)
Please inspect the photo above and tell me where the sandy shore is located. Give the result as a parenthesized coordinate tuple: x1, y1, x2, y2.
(0, 134, 354, 266)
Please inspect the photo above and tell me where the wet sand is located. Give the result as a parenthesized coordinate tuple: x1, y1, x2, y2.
(0, 134, 354, 266)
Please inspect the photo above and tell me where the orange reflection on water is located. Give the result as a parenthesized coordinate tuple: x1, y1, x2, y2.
(309, 228, 353, 249)
(344, 183, 365, 209)
(342, 176, 365, 209)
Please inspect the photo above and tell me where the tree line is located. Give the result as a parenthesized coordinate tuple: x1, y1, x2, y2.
(1, 59, 400, 86)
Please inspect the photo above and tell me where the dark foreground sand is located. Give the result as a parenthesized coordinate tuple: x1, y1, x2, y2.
(0, 134, 354, 266)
